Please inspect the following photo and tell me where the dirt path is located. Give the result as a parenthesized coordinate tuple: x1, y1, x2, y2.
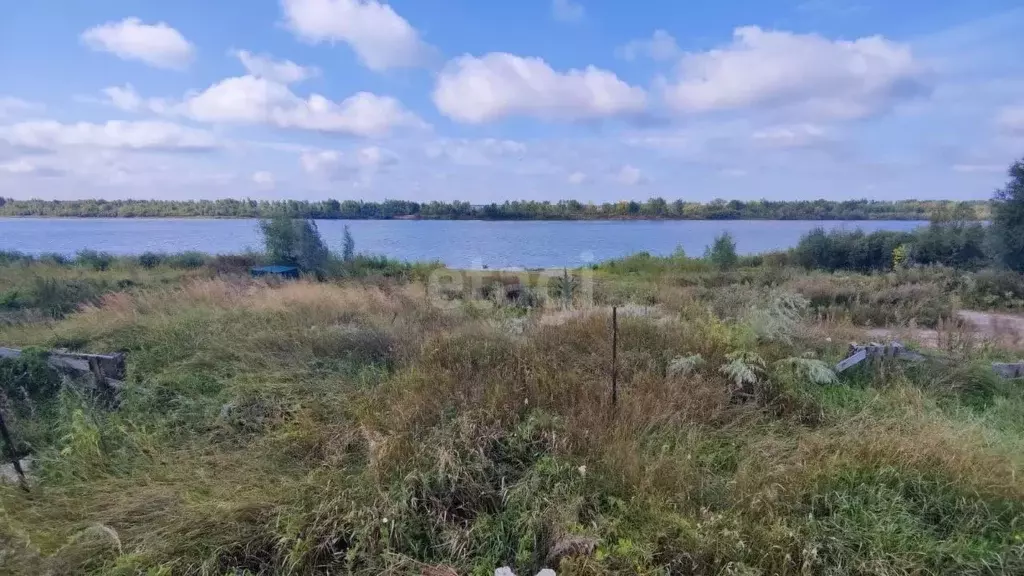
(957, 310, 1024, 338)
(867, 310, 1024, 349)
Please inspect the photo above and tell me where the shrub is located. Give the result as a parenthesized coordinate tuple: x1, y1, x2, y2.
(0, 348, 61, 417)
(991, 158, 1024, 272)
(910, 221, 989, 270)
(137, 251, 165, 269)
(705, 232, 739, 269)
(962, 269, 1024, 309)
(342, 224, 355, 261)
(75, 249, 115, 271)
(38, 252, 70, 266)
(794, 228, 914, 272)
(18, 277, 105, 318)
(209, 253, 264, 275)
(258, 216, 329, 273)
(0, 250, 34, 265)
(167, 251, 207, 269)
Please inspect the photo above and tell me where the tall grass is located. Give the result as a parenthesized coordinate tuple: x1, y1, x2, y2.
(1, 270, 1022, 574)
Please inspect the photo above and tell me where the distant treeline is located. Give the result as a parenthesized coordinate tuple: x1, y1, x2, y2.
(0, 197, 991, 221)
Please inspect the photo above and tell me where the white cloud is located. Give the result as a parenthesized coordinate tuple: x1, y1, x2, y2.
(102, 77, 426, 138)
(425, 138, 526, 166)
(81, 18, 194, 69)
(0, 120, 220, 151)
(300, 145, 397, 185)
(617, 164, 646, 185)
(280, 0, 431, 70)
(567, 171, 587, 184)
(434, 53, 647, 123)
(252, 170, 276, 189)
(617, 30, 680, 61)
(552, 0, 585, 23)
(750, 124, 832, 149)
(233, 50, 319, 83)
(0, 158, 66, 177)
(663, 26, 929, 119)
(0, 97, 43, 119)
(356, 145, 398, 168)
(996, 106, 1024, 135)
(300, 149, 342, 174)
(102, 85, 147, 112)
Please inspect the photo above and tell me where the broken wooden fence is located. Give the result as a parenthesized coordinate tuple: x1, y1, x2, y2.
(834, 341, 1024, 379)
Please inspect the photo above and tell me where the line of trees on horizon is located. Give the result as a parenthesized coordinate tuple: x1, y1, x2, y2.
(0, 196, 991, 221)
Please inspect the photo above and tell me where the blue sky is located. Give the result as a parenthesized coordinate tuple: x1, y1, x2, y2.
(1, 0, 1022, 202)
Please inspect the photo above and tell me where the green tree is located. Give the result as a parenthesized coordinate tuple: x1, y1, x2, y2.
(706, 232, 739, 269)
(258, 216, 329, 273)
(342, 225, 355, 261)
(991, 158, 1024, 272)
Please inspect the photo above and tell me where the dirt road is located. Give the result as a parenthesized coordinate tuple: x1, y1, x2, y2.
(867, 310, 1024, 349)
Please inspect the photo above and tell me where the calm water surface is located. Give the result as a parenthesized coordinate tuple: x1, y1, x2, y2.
(1, 218, 925, 268)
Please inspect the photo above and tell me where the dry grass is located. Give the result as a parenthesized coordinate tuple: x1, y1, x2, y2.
(1, 271, 1023, 575)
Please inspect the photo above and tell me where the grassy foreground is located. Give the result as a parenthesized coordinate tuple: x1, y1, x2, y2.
(1, 258, 1023, 575)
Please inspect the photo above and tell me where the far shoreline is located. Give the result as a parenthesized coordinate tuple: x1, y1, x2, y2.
(0, 214, 936, 222)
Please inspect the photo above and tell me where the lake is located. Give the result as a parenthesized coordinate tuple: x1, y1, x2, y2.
(0, 218, 926, 269)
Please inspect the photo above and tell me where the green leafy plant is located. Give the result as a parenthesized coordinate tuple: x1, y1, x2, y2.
(745, 290, 809, 344)
(774, 357, 838, 386)
(668, 354, 705, 378)
(719, 350, 766, 392)
(551, 268, 578, 308)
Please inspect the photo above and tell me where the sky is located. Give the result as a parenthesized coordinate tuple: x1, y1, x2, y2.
(0, 0, 1022, 203)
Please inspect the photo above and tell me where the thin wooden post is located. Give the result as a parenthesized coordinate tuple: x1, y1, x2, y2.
(611, 306, 618, 407)
(0, 409, 28, 491)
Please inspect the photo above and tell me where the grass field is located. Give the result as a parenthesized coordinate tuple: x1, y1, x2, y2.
(1, 256, 1023, 575)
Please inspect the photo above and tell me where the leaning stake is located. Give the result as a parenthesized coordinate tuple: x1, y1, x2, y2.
(611, 306, 618, 407)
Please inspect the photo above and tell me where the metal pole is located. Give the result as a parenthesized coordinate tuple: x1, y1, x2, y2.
(611, 306, 618, 407)
(0, 408, 28, 491)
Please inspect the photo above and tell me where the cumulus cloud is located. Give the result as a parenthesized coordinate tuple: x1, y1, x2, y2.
(663, 26, 929, 119)
(81, 18, 195, 69)
(233, 50, 319, 83)
(617, 30, 681, 61)
(996, 106, 1024, 135)
(300, 145, 397, 184)
(617, 165, 646, 185)
(567, 171, 587, 184)
(252, 170, 276, 189)
(0, 120, 220, 152)
(101, 78, 426, 138)
(280, 0, 432, 70)
(552, 0, 585, 23)
(434, 53, 647, 123)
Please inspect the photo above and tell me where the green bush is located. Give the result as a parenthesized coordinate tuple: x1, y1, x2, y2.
(75, 249, 115, 271)
(991, 158, 1024, 272)
(793, 228, 914, 272)
(167, 251, 207, 269)
(910, 221, 989, 270)
(137, 251, 165, 269)
(706, 232, 739, 269)
(0, 250, 33, 265)
(38, 252, 70, 266)
(258, 216, 329, 273)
